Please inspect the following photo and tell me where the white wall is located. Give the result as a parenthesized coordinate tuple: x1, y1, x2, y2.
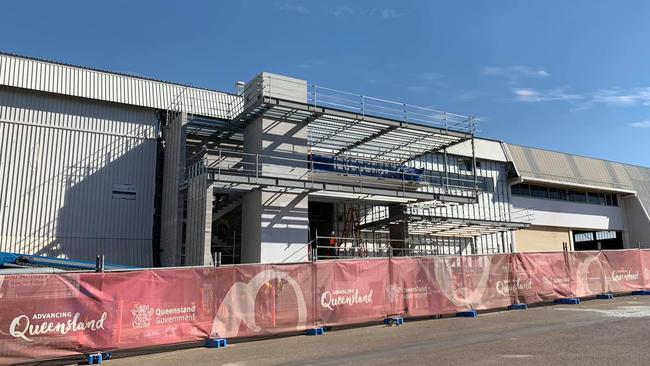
(511, 195, 627, 231)
(0, 86, 157, 266)
(624, 196, 650, 247)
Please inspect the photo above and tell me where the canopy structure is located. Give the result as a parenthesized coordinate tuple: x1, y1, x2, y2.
(358, 212, 530, 238)
(183, 75, 481, 204)
(184, 74, 477, 162)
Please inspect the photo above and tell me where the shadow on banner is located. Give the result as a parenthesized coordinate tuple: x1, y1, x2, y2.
(2, 249, 650, 364)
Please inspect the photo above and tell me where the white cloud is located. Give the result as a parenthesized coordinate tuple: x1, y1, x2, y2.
(275, 1, 311, 14)
(592, 87, 650, 106)
(330, 6, 406, 19)
(484, 65, 550, 84)
(513, 88, 581, 102)
(378, 9, 406, 19)
(630, 121, 650, 128)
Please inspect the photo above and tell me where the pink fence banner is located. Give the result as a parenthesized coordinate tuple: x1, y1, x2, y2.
(641, 250, 650, 288)
(315, 260, 390, 326)
(389, 257, 440, 317)
(2, 250, 650, 364)
(598, 250, 644, 294)
(511, 252, 572, 303)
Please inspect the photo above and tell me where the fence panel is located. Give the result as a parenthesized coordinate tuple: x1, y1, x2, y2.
(2, 249, 650, 364)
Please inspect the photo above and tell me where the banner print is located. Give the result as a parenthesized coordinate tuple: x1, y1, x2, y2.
(1, 249, 649, 364)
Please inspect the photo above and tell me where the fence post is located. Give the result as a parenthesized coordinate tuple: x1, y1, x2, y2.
(214, 252, 222, 267)
(95, 255, 105, 273)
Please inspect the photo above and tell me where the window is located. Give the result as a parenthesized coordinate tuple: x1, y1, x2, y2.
(549, 187, 566, 200)
(569, 190, 587, 203)
(587, 192, 600, 205)
(511, 184, 530, 196)
(530, 185, 549, 199)
(595, 231, 617, 240)
(574, 232, 594, 242)
(458, 157, 473, 172)
(511, 184, 618, 206)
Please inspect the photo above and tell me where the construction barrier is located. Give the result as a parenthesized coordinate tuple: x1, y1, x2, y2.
(1, 249, 649, 364)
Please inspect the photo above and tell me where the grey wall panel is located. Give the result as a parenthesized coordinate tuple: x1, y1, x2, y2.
(159, 112, 185, 266)
(0, 53, 239, 120)
(0, 86, 157, 266)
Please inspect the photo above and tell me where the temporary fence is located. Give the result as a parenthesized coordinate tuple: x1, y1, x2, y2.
(1, 249, 650, 364)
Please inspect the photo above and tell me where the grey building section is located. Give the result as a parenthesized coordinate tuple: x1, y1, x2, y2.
(505, 143, 650, 247)
(0, 52, 238, 267)
(3, 51, 649, 266)
(0, 86, 158, 266)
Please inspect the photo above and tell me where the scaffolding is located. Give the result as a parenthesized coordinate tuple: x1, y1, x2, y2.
(175, 73, 530, 262)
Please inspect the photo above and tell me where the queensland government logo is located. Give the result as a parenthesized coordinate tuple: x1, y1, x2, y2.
(131, 304, 154, 328)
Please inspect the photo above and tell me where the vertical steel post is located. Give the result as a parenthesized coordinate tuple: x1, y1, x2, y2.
(232, 230, 236, 264)
(471, 120, 478, 192)
(95, 255, 105, 273)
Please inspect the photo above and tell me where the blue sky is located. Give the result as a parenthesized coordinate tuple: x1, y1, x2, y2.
(3, 1, 650, 166)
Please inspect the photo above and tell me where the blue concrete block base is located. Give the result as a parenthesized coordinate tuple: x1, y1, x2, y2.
(508, 303, 528, 310)
(306, 327, 326, 336)
(384, 316, 405, 326)
(554, 298, 581, 305)
(456, 310, 478, 317)
(205, 338, 228, 348)
(632, 290, 650, 296)
(87, 353, 103, 365)
(597, 293, 614, 300)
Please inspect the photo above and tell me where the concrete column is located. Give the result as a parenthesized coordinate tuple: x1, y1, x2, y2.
(241, 188, 309, 263)
(185, 175, 214, 266)
(160, 111, 186, 266)
(388, 205, 408, 256)
(240, 73, 310, 263)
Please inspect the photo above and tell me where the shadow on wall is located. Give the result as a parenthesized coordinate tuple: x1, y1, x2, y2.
(1, 87, 157, 267)
(39, 142, 155, 266)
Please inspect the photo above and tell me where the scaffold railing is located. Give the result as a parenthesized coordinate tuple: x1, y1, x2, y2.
(187, 148, 484, 198)
(308, 84, 478, 133)
(309, 233, 518, 261)
(172, 73, 479, 135)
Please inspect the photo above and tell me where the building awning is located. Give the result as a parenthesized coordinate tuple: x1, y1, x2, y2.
(358, 213, 529, 237)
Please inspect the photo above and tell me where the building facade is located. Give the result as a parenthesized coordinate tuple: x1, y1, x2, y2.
(1, 52, 649, 267)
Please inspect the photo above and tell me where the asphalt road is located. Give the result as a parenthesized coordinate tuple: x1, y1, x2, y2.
(105, 296, 650, 366)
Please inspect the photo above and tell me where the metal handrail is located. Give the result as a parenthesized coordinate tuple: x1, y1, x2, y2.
(189, 148, 484, 194)
(165, 74, 479, 135)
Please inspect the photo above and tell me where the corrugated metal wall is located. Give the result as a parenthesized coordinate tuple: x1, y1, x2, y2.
(506, 143, 650, 219)
(0, 53, 238, 119)
(506, 144, 635, 191)
(0, 86, 157, 266)
(159, 112, 186, 266)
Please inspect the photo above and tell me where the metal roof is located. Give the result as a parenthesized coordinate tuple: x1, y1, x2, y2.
(505, 143, 650, 219)
(0, 52, 237, 119)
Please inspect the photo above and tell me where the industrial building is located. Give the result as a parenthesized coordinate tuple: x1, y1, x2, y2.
(1, 52, 649, 267)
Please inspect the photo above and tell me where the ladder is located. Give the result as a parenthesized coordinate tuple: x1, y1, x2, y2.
(342, 207, 366, 255)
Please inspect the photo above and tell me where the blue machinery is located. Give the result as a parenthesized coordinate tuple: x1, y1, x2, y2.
(0, 252, 136, 272)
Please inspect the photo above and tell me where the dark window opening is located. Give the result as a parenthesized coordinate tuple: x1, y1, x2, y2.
(511, 183, 618, 206)
(574, 230, 623, 251)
